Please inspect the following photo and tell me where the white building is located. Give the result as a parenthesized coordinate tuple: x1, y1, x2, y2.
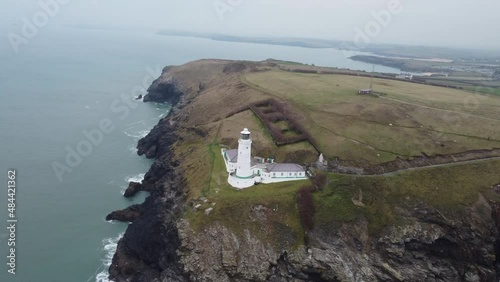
(222, 128, 308, 189)
(396, 73, 413, 80)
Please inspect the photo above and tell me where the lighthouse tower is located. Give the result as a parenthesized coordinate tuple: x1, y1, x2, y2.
(236, 128, 253, 178)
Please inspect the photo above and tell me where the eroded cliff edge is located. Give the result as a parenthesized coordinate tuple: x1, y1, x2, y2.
(108, 59, 500, 282)
(108, 65, 189, 281)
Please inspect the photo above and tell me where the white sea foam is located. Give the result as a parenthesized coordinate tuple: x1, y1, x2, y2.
(105, 219, 119, 224)
(125, 173, 145, 183)
(128, 144, 138, 154)
(121, 173, 145, 195)
(138, 130, 149, 138)
(122, 131, 136, 138)
(127, 120, 145, 126)
(95, 233, 123, 282)
(123, 130, 150, 139)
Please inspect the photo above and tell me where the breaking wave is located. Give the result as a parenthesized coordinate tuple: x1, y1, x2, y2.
(123, 130, 150, 139)
(121, 173, 146, 195)
(125, 173, 145, 183)
(95, 233, 123, 282)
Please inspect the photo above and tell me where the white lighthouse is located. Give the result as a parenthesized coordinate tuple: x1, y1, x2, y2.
(236, 128, 253, 178)
(221, 126, 308, 189)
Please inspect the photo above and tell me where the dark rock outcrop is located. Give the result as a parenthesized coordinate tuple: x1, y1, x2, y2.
(143, 72, 183, 104)
(106, 204, 142, 222)
(136, 116, 174, 159)
(109, 118, 188, 282)
(123, 182, 142, 198)
(108, 71, 189, 281)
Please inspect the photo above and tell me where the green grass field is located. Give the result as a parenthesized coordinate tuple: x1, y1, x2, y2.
(243, 70, 500, 164)
(183, 142, 309, 250)
(179, 109, 316, 249)
(314, 159, 500, 234)
(464, 86, 500, 96)
(174, 62, 500, 245)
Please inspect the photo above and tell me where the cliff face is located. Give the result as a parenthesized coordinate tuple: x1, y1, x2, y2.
(108, 60, 230, 281)
(108, 64, 189, 281)
(176, 198, 500, 282)
(108, 117, 188, 282)
(143, 74, 183, 104)
(108, 60, 500, 282)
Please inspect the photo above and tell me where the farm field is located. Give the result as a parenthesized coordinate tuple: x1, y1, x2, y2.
(242, 70, 500, 164)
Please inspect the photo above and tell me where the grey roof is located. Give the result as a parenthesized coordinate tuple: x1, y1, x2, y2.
(225, 149, 238, 163)
(266, 163, 305, 173)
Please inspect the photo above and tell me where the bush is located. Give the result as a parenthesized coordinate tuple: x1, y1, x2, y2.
(254, 101, 270, 108)
(297, 186, 315, 230)
(262, 108, 275, 114)
(313, 173, 327, 191)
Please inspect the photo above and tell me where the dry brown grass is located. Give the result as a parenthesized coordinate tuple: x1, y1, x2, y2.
(164, 60, 272, 127)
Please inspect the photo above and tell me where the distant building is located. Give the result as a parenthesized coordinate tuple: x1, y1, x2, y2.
(358, 89, 372, 94)
(222, 128, 308, 189)
(396, 73, 413, 80)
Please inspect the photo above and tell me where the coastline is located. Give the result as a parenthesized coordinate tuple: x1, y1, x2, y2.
(107, 75, 189, 281)
(105, 59, 243, 281)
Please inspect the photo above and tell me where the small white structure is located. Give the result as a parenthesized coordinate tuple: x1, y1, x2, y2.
(318, 153, 324, 164)
(222, 128, 307, 189)
(317, 153, 328, 167)
(396, 73, 413, 80)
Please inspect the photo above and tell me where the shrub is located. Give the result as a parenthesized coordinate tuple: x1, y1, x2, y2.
(313, 173, 327, 191)
(297, 186, 315, 230)
(262, 108, 275, 114)
(267, 113, 285, 123)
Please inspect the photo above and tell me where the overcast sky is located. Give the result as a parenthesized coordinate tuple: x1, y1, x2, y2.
(2, 0, 499, 49)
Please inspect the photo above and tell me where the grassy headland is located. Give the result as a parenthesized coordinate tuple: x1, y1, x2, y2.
(162, 60, 500, 248)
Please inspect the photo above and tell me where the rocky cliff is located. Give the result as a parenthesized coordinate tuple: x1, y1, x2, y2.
(108, 60, 500, 282)
(108, 117, 188, 281)
(108, 64, 188, 281)
(175, 197, 500, 281)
